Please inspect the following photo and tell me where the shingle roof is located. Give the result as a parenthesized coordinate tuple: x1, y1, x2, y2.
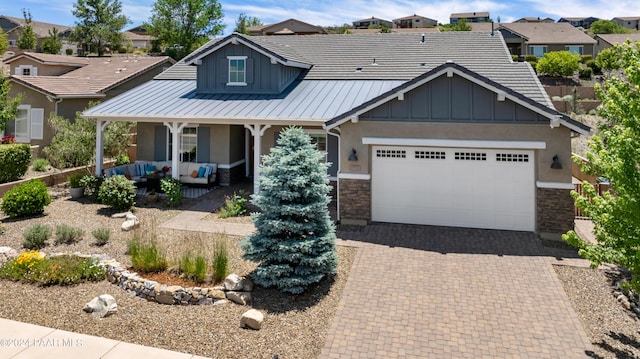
(392, 14, 437, 22)
(4, 52, 89, 67)
(450, 12, 489, 18)
(498, 22, 596, 44)
(596, 33, 640, 46)
(613, 16, 640, 21)
(0, 15, 71, 38)
(10, 55, 174, 97)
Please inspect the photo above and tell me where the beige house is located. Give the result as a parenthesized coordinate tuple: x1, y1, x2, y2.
(392, 14, 438, 28)
(450, 12, 490, 24)
(122, 31, 155, 50)
(513, 17, 555, 23)
(595, 33, 640, 54)
(352, 17, 392, 29)
(2, 52, 174, 154)
(498, 22, 596, 57)
(0, 15, 73, 55)
(612, 17, 640, 31)
(247, 19, 326, 36)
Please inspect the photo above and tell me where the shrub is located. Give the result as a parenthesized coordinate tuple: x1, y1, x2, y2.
(179, 251, 207, 283)
(128, 229, 167, 273)
(511, 54, 519, 62)
(218, 190, 249, 218)
(585, 59, 601, 75)
(580, 54, 593, 63)
(536, 51, 580, 77)
(524, 55, 538, 62)
(32, 158, 49, 172)
(0, 143, 31, 183)
(1, 179, 51, 218)
(68, 174, 83, 188)
(65, 48, 73, 55)
(160, 177, 182, 206)
(80, 175, 103, 199)
(98, 175, 137, 210)
(114, 153, 129, 166)
(578, 66, 593, 79)
(92, 227, 111, 246)
(54, 224, 84, 244)
(0, 253, 105, 286)
(212, 238, 228, 282)
(22, 224, 52, 250)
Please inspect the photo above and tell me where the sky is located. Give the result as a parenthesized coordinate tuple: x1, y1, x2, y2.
(1, 0, 640, 35)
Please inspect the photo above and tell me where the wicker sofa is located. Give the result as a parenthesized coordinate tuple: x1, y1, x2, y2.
(104, 161, 217, 187)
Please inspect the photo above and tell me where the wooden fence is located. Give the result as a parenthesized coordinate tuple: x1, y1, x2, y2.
(573, 182, 610, 219)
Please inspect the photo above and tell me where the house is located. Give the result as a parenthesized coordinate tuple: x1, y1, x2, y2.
(392, 14, 438, 28)
(83, 31, 590, 240)
(612, 17, 640, 31)
(0, 15, 73, 55)
(350, 27, 440, 34)
(352, 17, 392, 29)
(2, 52, 174, 154)
(557, 17, 599, 29)
(246, 19, 326, 36)
(514, 17, 555, 23)
(122, 31, 155, 50)
(595, 33, 640, 54)
(450, 12, 490, 24)
(498, 22, 596, 57)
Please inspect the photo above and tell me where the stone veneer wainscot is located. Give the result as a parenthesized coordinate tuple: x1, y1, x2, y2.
(339, 178, 371, 223)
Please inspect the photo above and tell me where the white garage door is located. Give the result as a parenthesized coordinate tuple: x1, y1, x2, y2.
(371, 146, 535, 231)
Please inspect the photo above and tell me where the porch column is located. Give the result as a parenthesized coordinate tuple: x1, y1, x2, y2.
(244, 124, 271, 194)
(245, 129, 250, 177)
(95, 120, 111, 176)
(163, 121, 188, 180)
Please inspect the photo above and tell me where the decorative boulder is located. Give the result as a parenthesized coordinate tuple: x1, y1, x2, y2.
(226, 291, 252, 305)
(83, 294, 118, 318)
(240, 309, 264, 330)
(111, 211, 132, 218)
(0, 246, 18, 266)
(224, 273, 244, 291)
(121, 214, 140, 231)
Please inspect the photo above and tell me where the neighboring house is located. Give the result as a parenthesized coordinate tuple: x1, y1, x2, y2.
(83, 32, 590, 240)
(352, 17, 392, 29)
(2, 52, 174, 154)
(595, 33, 640, 54)
(350, 27, 441, 34)
(246, 19, 326, 35)
(514, 17, 555, 23)
(0, 15, 74, 54)
(392, 14, 438, 28)
(122, 31, 156, 50)
(450, 12, 490, 24)
(612, 17, 640, 31)
(557, 17, 599, 29)
(498, 22, 596, 57)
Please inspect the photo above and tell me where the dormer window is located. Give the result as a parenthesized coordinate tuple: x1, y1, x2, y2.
(227, 56, 247, 86)
(22, 68, 31, 76)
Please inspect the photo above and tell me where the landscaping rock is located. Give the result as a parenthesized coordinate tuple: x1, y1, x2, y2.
(240, 309, 264, 330)
(121, 215, 140, 231)
(111, 211, 131, 218)
(213, 299, 230, 306)
(226, 291, 252, 305)
(207, 289, 226, 300)
(224, 273, 244, 291)
(83, 294, 118, 318)
(0, 246, 18, 266)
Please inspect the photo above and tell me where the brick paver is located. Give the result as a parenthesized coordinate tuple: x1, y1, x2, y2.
(321, 224, 594, 358)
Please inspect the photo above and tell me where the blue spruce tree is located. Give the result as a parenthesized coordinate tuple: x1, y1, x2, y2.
(241, 126, 338, 294)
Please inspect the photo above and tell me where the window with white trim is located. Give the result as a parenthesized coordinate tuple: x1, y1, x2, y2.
(529, 45, 547, 58)
(565, 45, 584, 55)
(227, 56, 247, 85)
(7, 105, 30, 143)
(15, 65, 37, 76)
(304, 130, 327, 162)
(168, 127, 198, 162)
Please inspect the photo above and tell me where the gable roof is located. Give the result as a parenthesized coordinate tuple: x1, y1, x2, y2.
(10, 55, 174, 98)
(247, 18, 326, 35)
(513, 17, 554, 23)
(393, 14, 437, 22)
(325, 62, 590, 135)
(612, 16, 640, 21)
(596, 33, 640, 46)
(0, 15, 71, 38)
(450, 12, 489, 19)
(353, 17, 391, 23)
(4, 52, 89, 67)
(498, 22, 596, 44)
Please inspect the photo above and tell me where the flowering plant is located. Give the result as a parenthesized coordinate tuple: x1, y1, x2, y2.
(1, 135, 16, 144)
(15, 250, 44, 269)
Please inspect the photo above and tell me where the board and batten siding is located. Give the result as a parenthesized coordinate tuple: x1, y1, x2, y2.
(196, 44, 303, 94)
(360, 75, 549, 123)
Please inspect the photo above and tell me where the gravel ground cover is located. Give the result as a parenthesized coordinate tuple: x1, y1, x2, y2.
(0, 183, 356, 359)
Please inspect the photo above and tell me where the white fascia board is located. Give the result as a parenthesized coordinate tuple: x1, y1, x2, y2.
(560, 118, 592, 136)
(536, 181, 575, 189)
(362, 137, 546, 149)
(338, 173, 371, 180)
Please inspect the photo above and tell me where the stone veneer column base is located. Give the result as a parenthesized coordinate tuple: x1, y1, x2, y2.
(339, 178, 371, 225)
(537, 187, 574, 240)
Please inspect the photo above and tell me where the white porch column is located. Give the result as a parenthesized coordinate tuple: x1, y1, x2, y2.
(245, 129, 250, 177)
(163, 121, 188, 180)
(244, 124, 271, 194)
(95, 120, 111, 176)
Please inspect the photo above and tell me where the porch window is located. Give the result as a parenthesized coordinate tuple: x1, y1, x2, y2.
(168, 127, 198, 162)
(227, 56, 247, 86)
(529, 45, 547, 58)
(565, 45, 584, 55)
(306, 131, 327, 162)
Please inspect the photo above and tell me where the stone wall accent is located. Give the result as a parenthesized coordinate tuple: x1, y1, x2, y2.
(339, 178, 371, 222)
(537, 187, 574, 235)
(218, 168, 231, 186)
(218, 165, 245, 186)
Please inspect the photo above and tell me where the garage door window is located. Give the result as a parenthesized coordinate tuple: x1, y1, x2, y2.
(454, 152, 486, 161)
(376, 149, 406, 158)
(415, 151, 445, 159)
(496, 153, 529, 162)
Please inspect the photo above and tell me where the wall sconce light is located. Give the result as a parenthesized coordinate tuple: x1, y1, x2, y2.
(551, 155, 562, 169)
(348, 148, 358, 161)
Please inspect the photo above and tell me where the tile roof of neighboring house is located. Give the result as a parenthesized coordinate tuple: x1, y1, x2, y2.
(450, 12, 490, 18)
(498, 22, 596, 44)
(612, 16, 640, 21)
(350, 27, 441, 34)
(4, 52, 89, 67)
(10, 55, 174, 98)
(353, 17, 391, 23)
(1, 15, 71, 38)
(393, 14, 437, 22)
(123, 31, 155, 41)
(596, 33, 640, 46)
(247, 18, 326, 34)
(514, 17, 555, 22)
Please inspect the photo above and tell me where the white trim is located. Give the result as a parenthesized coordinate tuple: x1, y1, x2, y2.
(227, 56, 247, 86)
(362, 137, 547, 149)
(536, 181, 575, 189)
(328, 176, 338, 181)
(217, 159, 246, 169)
(338, 173, 371, 180)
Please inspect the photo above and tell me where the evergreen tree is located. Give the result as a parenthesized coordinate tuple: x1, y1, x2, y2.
(71, 0, 130, 56)
(17, 9, 37, 51)
(241, 126, 338, 294)
(41, 28, 62, 54)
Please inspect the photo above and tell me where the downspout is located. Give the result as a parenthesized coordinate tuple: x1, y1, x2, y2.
(327, 127, 341, 222)
(47, 96, 63, 115)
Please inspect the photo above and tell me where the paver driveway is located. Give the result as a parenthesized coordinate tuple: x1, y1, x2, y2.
(321, 223, 594, 358)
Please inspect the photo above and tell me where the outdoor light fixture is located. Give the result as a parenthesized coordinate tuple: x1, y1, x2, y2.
(551, 155, 562, 169)
(348, 148, 358, 161)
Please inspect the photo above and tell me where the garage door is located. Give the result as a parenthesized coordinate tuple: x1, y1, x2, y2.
(371, 146, 535, 231)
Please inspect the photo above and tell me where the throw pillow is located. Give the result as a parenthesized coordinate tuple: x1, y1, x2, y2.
(125, 173, 132, 180)
(191, 170, 198, 178)
(198, 166, 206, 178)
